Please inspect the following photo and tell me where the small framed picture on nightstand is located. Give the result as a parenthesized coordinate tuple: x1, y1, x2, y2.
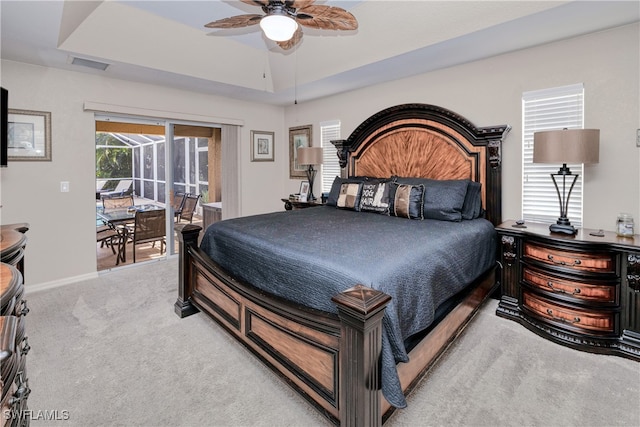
(299, 181, 310, 200)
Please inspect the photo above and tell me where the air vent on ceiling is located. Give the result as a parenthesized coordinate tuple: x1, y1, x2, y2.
(71, 57, 110, 71)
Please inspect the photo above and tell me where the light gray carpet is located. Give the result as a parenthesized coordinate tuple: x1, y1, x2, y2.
(25, 259, 640, 427)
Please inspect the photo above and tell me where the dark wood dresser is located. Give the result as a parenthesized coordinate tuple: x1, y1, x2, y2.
(1, 224, 30, 425)
(496, 220, 639, 360)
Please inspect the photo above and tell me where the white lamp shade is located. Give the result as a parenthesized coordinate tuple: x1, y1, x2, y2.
(297, 147, 323, 165)
(260, 14, 298, 42)
(533, 129, 600, 164)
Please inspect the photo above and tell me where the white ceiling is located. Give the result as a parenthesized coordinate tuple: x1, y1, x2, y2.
(1, 1, 638, 106)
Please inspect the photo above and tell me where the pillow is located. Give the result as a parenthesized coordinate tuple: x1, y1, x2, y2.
(337, 182, 363, 210)
(393, 177, 468, 221)
(327, 177, 365, 206)
(359, 180, 391, 214)
(388, 183, 424, 220)
(461, 181, 482, 220)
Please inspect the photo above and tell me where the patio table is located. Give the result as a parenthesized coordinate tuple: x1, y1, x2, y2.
(96, 204, 164, 264)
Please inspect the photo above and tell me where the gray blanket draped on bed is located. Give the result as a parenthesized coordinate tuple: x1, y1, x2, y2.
(199, 206, 496, 408)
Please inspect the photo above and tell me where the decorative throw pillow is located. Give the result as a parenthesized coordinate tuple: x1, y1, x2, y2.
(337, 182, 363, 210)
(359, 181, 391, 214)
(327, 177, 366, 206)
(389, 183, 424, 220)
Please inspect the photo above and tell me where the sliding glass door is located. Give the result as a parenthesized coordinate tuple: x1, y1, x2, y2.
(95, 115, 220, 270)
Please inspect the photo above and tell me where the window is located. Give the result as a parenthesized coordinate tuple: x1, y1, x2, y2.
(320, 120, 341, 193)
(522, 83, 585, 226)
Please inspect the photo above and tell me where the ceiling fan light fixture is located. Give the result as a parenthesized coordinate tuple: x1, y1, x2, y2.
(260, 13, 298, 42)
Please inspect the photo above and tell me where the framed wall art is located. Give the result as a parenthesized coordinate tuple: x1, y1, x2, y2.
(7, 109, 52, 161)
(251, 130, 274, 162)
(289, 124, 312, 178)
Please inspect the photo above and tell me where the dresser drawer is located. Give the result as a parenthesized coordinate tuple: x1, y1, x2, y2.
(522, 291, 616, 334)
(523, 267, 617, 304)
(523, 242, 615, 273)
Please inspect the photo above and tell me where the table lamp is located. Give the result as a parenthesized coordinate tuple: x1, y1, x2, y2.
(533, 128, 599, 235)
(297, 146, 323, 202)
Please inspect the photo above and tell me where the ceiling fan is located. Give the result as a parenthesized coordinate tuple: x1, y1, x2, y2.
(204, 0, 358, 50)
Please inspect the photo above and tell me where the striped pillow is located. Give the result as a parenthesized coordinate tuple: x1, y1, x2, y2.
(389, 183, 424, 220)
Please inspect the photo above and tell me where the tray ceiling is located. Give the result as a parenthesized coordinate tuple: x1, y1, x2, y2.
(1, 1, 638, 106)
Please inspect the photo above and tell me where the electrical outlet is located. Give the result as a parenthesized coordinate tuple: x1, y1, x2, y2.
(637, 129, 640, 147)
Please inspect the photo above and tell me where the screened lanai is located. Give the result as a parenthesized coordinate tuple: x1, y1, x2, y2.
(95, 122, 222, 270)
(96, 127, 218, 208)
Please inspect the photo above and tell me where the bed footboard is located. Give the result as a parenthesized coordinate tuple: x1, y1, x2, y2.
(175, 224, 391, 427)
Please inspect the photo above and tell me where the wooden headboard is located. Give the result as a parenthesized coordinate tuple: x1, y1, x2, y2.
(331, 104, 510, 226)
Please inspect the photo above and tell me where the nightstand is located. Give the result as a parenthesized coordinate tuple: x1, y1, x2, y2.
(496, 220, 640, 361)
(281, 198, 324, 210)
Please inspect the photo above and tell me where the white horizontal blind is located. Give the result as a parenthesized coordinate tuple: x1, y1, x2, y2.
(320, 120, 341, 193)
(522, 84, 585, 226)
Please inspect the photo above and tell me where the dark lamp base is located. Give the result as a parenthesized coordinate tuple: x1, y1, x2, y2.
(549, 223, 577, 235)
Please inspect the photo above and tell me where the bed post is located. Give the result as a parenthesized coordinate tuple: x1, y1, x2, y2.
(174, 224, 201, 318)
(332, 285, 391, 427)
(480, 127, 509, 226)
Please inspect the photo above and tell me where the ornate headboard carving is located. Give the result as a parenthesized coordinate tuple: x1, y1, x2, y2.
(332, 104, 510, 225)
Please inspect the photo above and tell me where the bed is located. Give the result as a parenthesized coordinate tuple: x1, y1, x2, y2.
(175, 103, 510, 426)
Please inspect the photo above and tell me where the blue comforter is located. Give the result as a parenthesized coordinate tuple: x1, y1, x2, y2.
(200, 206, 496, 407)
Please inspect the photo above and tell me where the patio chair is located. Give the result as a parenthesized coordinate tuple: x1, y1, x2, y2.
(177, 194, 200, 223)
(96, 223, 120, 256)
(102, 194, 134, 210)
(125, 209, 166, 263)
(100, 179, 133, 198)
(171, 192, 186, 221)
(96, 179, 108, 200)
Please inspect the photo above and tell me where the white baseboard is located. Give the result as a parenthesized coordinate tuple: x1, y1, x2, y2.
(25, 272, 100, 295)
(24, 255, 178, 295)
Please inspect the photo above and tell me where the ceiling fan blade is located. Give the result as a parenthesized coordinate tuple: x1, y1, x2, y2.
(296, 5, 358, 31)
(276, 26, 303, 50)
(204, 14, 263, 29)
(240, 0, 269, 6)
(287, 0, 315, 9)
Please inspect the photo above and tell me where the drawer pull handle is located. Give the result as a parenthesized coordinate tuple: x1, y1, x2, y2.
(20, 336, 30, 356)
(547, 254, 581, 266)
(18, 299, 29, 316)
(546, 281, 581, 295)
(546, 308, 581, 324)
(9, 373, 30, 406)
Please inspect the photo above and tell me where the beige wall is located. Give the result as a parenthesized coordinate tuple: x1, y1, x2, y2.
(0, 61, 288, 285)
(286, 23, 640, 231)
(2, 22, 638, 286)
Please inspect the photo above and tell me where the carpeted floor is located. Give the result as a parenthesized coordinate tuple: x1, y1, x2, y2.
(25, 259, 640, 426)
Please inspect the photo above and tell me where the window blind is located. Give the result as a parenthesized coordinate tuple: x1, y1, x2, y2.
(522, 83, 585, 226)
(320, 120, 341, 193)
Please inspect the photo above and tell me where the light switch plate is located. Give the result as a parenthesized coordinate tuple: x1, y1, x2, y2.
(60, 181, 70, 192)
(637, 129, 640, 147)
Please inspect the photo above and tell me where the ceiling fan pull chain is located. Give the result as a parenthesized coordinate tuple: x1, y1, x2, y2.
(294, 47, 298, 105)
